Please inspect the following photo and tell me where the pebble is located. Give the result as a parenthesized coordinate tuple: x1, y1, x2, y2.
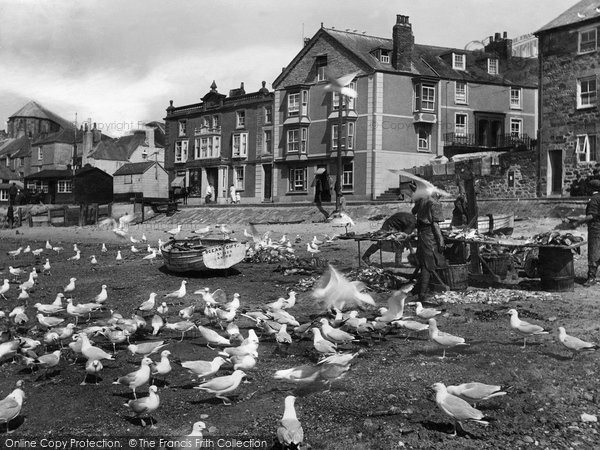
(523, 436, 534, 443)
(581, 413, 598, 422)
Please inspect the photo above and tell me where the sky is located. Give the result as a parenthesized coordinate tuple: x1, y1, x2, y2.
(0, 0, 580, 137)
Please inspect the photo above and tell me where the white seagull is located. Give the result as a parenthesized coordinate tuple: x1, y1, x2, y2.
(507, 309, 549, 348)
(432, 382, 490, 436)
(428, 318, 468, 359)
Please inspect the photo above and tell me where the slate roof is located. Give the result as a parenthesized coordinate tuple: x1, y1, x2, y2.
(537, 0, 600, 34)
(10, 101, 75, 131)
(88, 132, 147, 161)
(0, 166, 19, 181)
(274, 27, 537, 88)
(24, 169, 73, 180)
(0, 136, 30, 158)
(113, 161, 156, 176)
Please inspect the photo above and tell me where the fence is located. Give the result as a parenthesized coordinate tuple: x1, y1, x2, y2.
(28, 203, 112, 227)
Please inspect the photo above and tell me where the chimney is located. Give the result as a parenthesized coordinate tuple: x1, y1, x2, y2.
(484, 31, 512, 60)
(83, 122, 93, 163)
(494, 32, 501, 41)
(303, 37, 311, 47)
(92, 122, 101, 143)
(145, 126, 155, 149)
(392, 14, 414, 71)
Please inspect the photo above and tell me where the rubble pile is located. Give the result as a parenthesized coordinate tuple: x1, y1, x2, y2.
(432, 287, 560, 305)
(344, 266, 411, 292)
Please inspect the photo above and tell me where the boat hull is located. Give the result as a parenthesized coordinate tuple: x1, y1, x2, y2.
(161, 239, 246, 272)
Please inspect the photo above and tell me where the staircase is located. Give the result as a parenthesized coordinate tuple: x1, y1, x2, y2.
(375, 188, 403, 202)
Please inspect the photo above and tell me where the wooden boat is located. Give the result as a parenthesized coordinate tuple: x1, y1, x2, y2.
(439, 213, 514, 233)
(161, 238, 246, 272)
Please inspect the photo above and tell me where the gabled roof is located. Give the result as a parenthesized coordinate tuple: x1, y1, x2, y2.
(0, 136, 30, 158)
(0, 166, 19, 181)
(537, 0, 600, 34)
(113, 161, 157, 176)
(88, 132, 147, 161)
(24, 169, 73, 180)
(274, 27, 537, 89)
(10, 101, 75, 131)
(32, 127, 80, 146)
(74, 164, 112, 178)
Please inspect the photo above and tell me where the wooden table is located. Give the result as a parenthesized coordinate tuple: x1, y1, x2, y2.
(354, 235, 414, 268)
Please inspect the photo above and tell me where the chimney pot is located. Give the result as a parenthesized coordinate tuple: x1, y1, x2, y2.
(495, 32, 501, 41)
(503, 31, 508, 39)
(93, 122, 97, 130)
(240, 82, 244, 89)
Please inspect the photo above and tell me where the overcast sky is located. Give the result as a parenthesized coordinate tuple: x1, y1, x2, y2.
(0, 0, 579, 136)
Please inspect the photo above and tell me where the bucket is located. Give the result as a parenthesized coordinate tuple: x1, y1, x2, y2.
(538, 247, 574, 292)
(481, 254, 511, 279)
(436, 263, 469, 290)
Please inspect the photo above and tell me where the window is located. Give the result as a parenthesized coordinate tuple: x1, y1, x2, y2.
(175, 140, 188, 163)
(197, 138, 211, 158)
(332, 123, 355, 150)
(213, 136, 221, 157)
(510, 118, 522, 138)
(201, 117, 210, 129)
(576, 134, 598, 162)
(37, 147, 42, 160)
(212, 115, 220, 130)
(288, 93, 300, 117)
(263, 130, 272, 154)
(194, 138, 201, 159)
(264, 106, 272, 124)
(579, 28, 597, 53)
(417, 129, 430, 151)
(233, 133, 248, 157)
(510, 88, 522, 109)
(455, 81, 467, 104)
(289, 167, 307, 191)
(380, 49, 390, 63)
(578, 76, 597, 108)
(178, 120, 187, 137)
(342, 162, 354, 189)
(421, 85, 435, 111)
(487, 58, 499, 75)
(287, 128, 307, 153)
(301, 89, 309, 115)
(455, 113, 468, 136)
(316, 56, 327, 81)
(57, 180, 72, 193)
(0, 189, 7, 202)
(234, 166, 245, 190)
(452, 53, 466, 70)
(124, 174, 133, 184)
(236, 111, 245, 128)
(333, 82, 357, 110)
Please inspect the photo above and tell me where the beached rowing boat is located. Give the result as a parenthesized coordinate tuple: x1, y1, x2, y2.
(161, 238, 246, 272)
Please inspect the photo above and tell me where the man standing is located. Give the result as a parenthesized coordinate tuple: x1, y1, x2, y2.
(362, 212, 417, 264)
(412, 191, 446, 301)
(8, 182, 18, 206)
(205, 183, 214, 204)
(573, 179, 600, 286)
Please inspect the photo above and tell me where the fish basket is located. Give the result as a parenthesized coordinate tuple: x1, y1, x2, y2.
(161, 238, 246, 273)
(481, 253, 511, 279)
(436, 263, 469, 291)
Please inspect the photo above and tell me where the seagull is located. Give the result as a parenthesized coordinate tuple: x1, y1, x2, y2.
(165, 280, 187, 299)
(164, 320, 197, 342)
(151, 350, 172, 384)
(311, 328, 337, 355)
(312, 265, 375, 310)
(138, 293, 157, 312)
(376, 290, 409, 323)
(157, 302, 169, 316)
(181, 356, 227, 380)
(392, 319, 429, 338)
(94, 285, 108, 304)
(7, 247, 22, 259)
(275, 324, 293, 345)
(230, 354, 257, 371)
(273, 364, 322, 383)
(196, 325, 231, 349)
(218, 341, 258, 359)
(63, 277, 76, 294)
(130, 236, 140, 244)
(36, 313, 64, 328)
(416, 302, 442, 320)
(194, 226, 211, 235)
(323, 69, 359, 98)
(557, 326, 599, 357)
(101, 243, 108, 253)
(151, 315, 164, 336)
(277, 396, 304, 449)
(18, 273, 35, 291)
(31, 248, 43, 256)
(130, 245, 140, 253)
(166, 225, 182, 237)
(45, 241, 53, 250)
(113, 357, 153, 399)
(17, 288, 29, 301)
(432, 382, 490, 436)
(8, 266, 22, 280)
(223, 293, 241, 311)
(178, 305, 196, 320)
(0, 279, 9, 300)
(124, 385, 160, 427)
(446, 382, 508, 407)
(188, 421, 207, 437)
(507, 309, 549, 348)
(194, 370, 246, 405)
(428, 318, 468, 359)
(143, 251, 157, 264)
(80, 332, 114, 362)
(90, 255, 98, 267)
(68, 250, 81, 262)
(98, 328, 129, 354)
(219, 224, 233, 237)
(34, 301, 64, 315)
(389, 170, 452, 201)
(319, 319, 356, 345)
(0, 380, 26, 433)
(22, 245, 31, 255)
(281, 291, 297, 310)
(307, 243, 320, 254)
(81, 359, 103, 385)
(141, 233, 147, 243)
(128, 341, 168, 357)
(53, 246, 64, 254)
(116, 250, 123, 262)
(43, 259, 51, 275)
(35, 349, 62, 374)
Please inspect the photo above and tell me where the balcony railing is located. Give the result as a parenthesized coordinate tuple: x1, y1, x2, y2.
(444, 132, 534, 150)
(194, 126, 221, 136)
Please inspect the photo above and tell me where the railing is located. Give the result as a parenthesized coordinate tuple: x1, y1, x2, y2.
(194, 126, 222, 136)
(444, 132, 534, 150)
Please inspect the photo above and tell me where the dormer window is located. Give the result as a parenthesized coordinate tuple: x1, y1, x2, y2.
(316, 55, 327, 82)
(380, 49, 390, 63)
(487, 58, 499, 75)
(452, 53, 466, 70)
(579, 28, 597, 53)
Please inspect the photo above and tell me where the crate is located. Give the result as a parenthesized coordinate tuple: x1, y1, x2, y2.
(481, 254, 511, 279)
(437, 263, 469, 290)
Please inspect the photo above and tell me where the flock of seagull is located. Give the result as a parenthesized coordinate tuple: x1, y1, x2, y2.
(0, 228, 598, 445)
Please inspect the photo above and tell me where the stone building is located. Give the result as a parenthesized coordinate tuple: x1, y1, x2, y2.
(164, 81, 274, 204)
(536, 0, 600, 196)
(271, 15, 538, 203)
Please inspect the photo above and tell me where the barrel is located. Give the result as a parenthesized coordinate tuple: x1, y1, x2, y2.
(437, 263, 469, 291)
(538, 247, 575, 292)
(481, 254, 511, 279)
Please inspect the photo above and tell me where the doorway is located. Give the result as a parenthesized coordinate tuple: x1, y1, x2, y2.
(549, 150, 563, 196)
(475, 112, 505, 147)
(263, 164, 272, 201)
(205, 167, 218, 201)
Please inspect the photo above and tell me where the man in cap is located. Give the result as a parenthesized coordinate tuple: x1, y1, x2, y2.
(572, 178, 600, 286)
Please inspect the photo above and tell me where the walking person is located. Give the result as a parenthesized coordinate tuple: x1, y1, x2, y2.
(412, 190, 446, 301)
(572, 179, 600, 286)
(205, 183, 214, 204)
(229, 184, 238, 204)
(181, 187, 188, 205)
(8, 182, 18, 206)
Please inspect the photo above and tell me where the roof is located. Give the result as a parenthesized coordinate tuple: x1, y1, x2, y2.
(9, 101, 75, 131)
(24, 169, 73, 180)
(32, 127, 80, 145)
(537, 0, 600, 34)
(0, 166, 19, 181)
(89, 132, 147, 161)
(274, 27, 538, 88)
(113, 161, 156, 176)
(74, 164, 112, 178)
(0, 136, 30, 158)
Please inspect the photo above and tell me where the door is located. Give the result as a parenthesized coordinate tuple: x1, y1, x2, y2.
(205, 167, 218, 201)
(549, 150, 563, 195)
(218, 166, 228, 201)
(263, 164, 272, 201)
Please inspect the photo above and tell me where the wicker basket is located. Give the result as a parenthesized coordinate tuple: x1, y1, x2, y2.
(436, 263, 469, 291)
(481, 254, 511, 279)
